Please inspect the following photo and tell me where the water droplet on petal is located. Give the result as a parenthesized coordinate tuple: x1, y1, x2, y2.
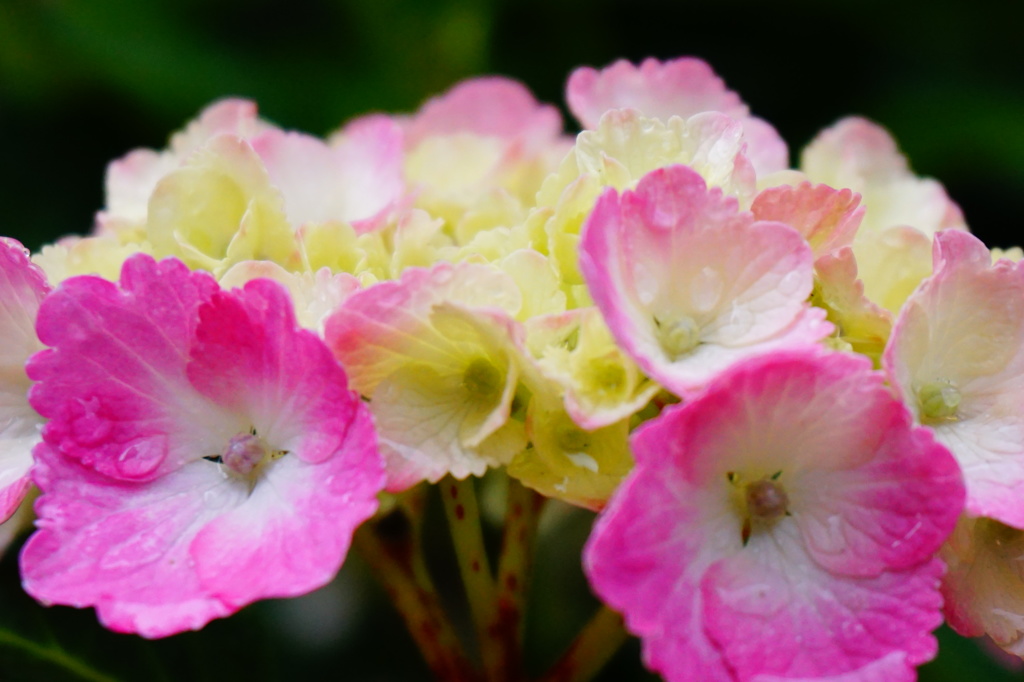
(691, 266, 723, 313)
(116, 440, 165, 478)
(778, 269, 805, 297)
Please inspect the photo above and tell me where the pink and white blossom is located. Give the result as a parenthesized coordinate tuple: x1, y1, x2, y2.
(98, 99, 269, 234)
(885, 229, 1024, 527)
(394, 77, 569, 242)
(22, 255, 383, 637)
(251, 116, 406, 233)
(584, 349, 964, 681)
(524, 307, 658, 429)
(145, 135, 302, 274)
(579, 164, 831, 398)
(566, 57, 789, 176)
(218, 261, 361, 334)
(538, 108, 758, 209)
(793, 118, 966, 321)
(404, 77, 563, 155)
(0, 238, 50, 521)
(941, 515, 1024, 656)
(325, 262, 528, 490)
(750, 182, 863, 259)
(800, 117, 966, 236)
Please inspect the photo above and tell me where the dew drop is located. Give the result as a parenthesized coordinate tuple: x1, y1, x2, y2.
(777, 269, 805, 297)
(116, 440, 164, 478)
(691, 266, 723, 313)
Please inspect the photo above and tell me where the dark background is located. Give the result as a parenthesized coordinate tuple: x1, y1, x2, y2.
(0, 0, 1022, 680)
(3, 0, 1024, 251)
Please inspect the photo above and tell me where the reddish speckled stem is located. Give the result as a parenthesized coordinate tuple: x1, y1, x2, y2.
(355, 499, 480, 682)
(442, 475, 503, 682)
(491, 478, 545, 682)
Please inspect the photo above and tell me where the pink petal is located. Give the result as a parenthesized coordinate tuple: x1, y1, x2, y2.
(405, 77, 562, 153)
(567, 57, 747, 129)
(751, 182, 864, 258)
(584, 467, 733, 681)
(751, 654, 916, 682)
(737, 116, 791, 179)
(702, 547, 942, 679)
(22, 443, 237, 638)
(251, 118, 406, 231)
(168, 99, 264, 157)
(0, 238, 50, 519)
(27, 256, 222, 481)
(188, 279, 363, 464)
(801, 117, 966, 235)
(566, 57, 788, 174)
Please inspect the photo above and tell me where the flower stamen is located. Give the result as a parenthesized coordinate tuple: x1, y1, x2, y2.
(654, 315, 701, 360)
(462, 357, 502, 398)
(728, 472, 791, 546)
(207, 427, 288, 481)
(917, 380, 961, 424)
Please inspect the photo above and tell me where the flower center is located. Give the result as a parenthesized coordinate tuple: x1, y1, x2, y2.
(222, 433, 271, 475)
(745, 478, 790, 521)
(728, 471, 790, 546)
(583, 357, 627, 401)
(978, 518, 1024, 559)
(556, 425, 591, 453)
(916, 380, 961, 424)
(206, 428, 287, 480)
(462, 357, 502, 398)
(655, 315, 701, 360)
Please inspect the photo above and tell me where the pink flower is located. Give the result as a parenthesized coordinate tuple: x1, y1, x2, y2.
(21, 255, 383, 637)
(885, 229, 1024, 526)
(0, 238, 50, 521)
(251, 116, 406, 233)
(579, 164, 831, 398)
(98, 99, 269, 233)
(324, 262, 527, 490)
(584, 349, 964, 681)
(800, 117, 966, 236)
(403, 76, 564, 155)
(392, 77, 570, 238)
(566, 57, 788, 176)
(750, 182, 864, 260)
(940, 515, 1024, 655)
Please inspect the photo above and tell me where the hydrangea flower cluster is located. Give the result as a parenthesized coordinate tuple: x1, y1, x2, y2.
(0, 55, 1020, 681)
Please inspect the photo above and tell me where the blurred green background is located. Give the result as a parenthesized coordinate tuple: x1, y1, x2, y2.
(1, 0, 1023, 680)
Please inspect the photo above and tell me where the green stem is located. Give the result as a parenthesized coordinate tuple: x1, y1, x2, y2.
(490, 478, 545, 682)
(441, 475, 503, 682)
(537, 606, 629, 682)
(0, 629, 119, 682)
(355, 504, 480, 682)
